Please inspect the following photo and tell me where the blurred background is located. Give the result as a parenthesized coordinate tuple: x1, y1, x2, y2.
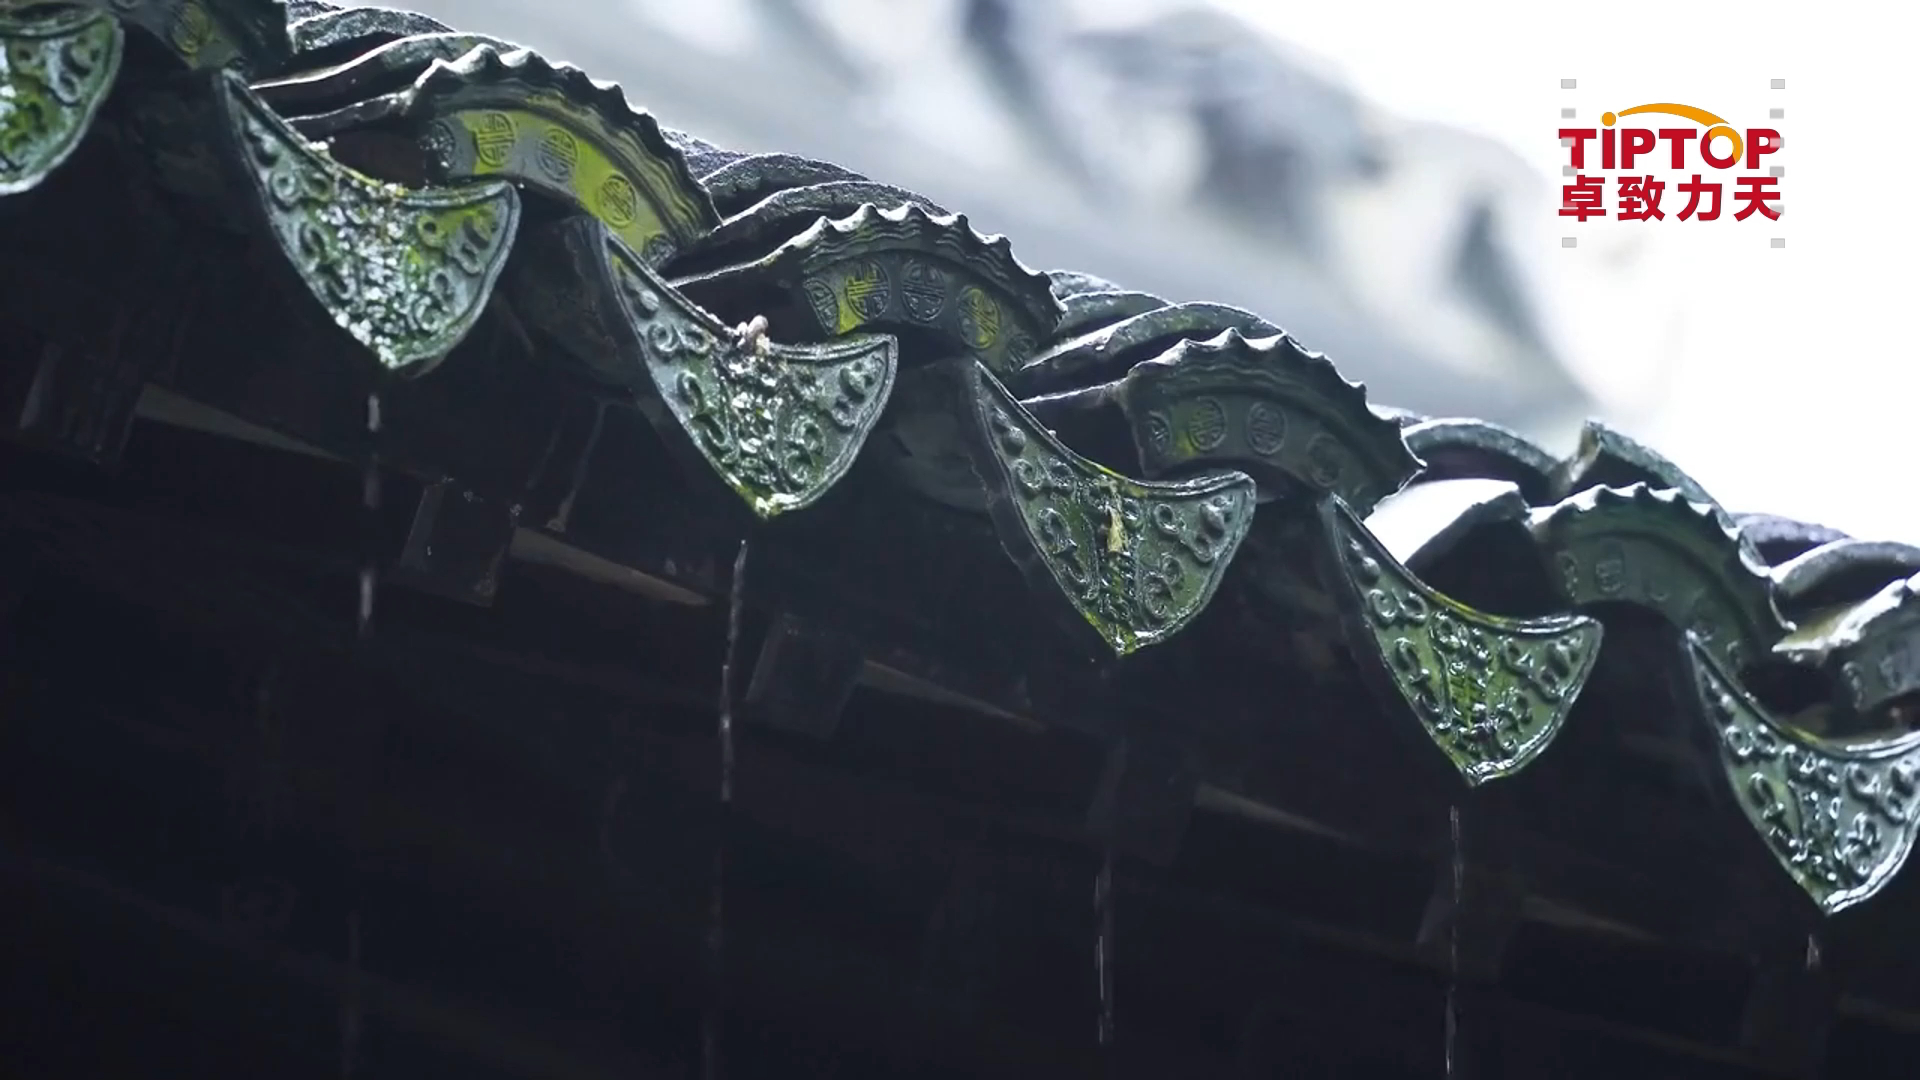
(389, 0, 1914, 540)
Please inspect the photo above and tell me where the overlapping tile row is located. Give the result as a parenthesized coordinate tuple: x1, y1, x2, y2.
(2, 0, 1914, 915)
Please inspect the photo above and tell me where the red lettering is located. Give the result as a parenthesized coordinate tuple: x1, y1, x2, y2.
(1559, 128, 1597, 169)
(1677, 176, 1721, 221)
(1619, 129, 1656, 169)
(1657, 128, 1697, 170)
(1560, 176, 1608, 221)
(1602, 126, 1617, 170)
(1733, 176, 1781, 220)
(1745, 128, 1782, 170)
(1616, 176, 1666, 221)
(1701, 130, 1739, 169)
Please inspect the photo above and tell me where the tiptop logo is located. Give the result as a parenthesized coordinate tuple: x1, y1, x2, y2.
(1559, 103, 1782, 223)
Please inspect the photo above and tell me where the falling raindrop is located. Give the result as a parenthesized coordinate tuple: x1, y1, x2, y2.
(704, 540, 749, 1080)
(356, 568, 375, 638)
(1806, 932, 1822, 972)
(358, 391, 383, 641)
(720, 540, 747, 807)
(1446, 803, 1463, 1080)
(1095, 846, 1115, 1053)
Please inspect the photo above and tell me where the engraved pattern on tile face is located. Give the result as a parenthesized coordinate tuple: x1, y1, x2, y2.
(471, 112, 515, 168)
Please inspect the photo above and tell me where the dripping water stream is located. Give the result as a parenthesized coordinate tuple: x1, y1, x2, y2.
(348, 389, 380, 1075)
(358, 390, 382, 641)
(1445, 803, 1463, 1080)
(1095, 845, 1115, 1059)
(704, 540, 749, 1080)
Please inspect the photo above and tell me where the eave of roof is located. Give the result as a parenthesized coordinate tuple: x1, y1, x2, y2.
(0, 0, 1915, 922)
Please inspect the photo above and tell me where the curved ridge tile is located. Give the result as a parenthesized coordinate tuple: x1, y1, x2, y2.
(191, 0, 293, 70)
(1043, 270, 1172, 336)
(1403, 417, 1557, 504)
(1774, 540, 1920, 621)
(1553, 419, 1720, 511)
(1739, 512, 1854, 566)
(79, 0, 286, 72)
(1318, 496, 1603, 785)
(1116, 328, 1421, 514)
(0, 8, 123, 198)
(698, 152, 866, 210)
(1055, 288, 1170, 339)
(1774, 571, 1920, 719)
(1529, 483, 1785, 673)
(1047, 270, 1125, 295)
(253, 32, 511, 112)
(1019, 301, 1282, 389)
(660, 125, 746, 180)
(1687, 635, 1920, 915)
(288, 3, 451, 55)
(677, 202, 1064, 375)
(1372, 405, 1430, 427)
(686, 180, 948, 257)
(958, 360, 1255, 655)
(216, 70, 519, 372)
(1364, 478, 1529, 573)
(295, 44, 719, 266)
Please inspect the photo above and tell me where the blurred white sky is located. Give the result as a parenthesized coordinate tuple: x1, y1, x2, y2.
(1207, 0, 1919, 541)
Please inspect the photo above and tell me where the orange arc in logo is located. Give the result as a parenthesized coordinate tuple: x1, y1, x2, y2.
(1600, 104, 1741, 165)
(1604, 103, 1729, 127)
